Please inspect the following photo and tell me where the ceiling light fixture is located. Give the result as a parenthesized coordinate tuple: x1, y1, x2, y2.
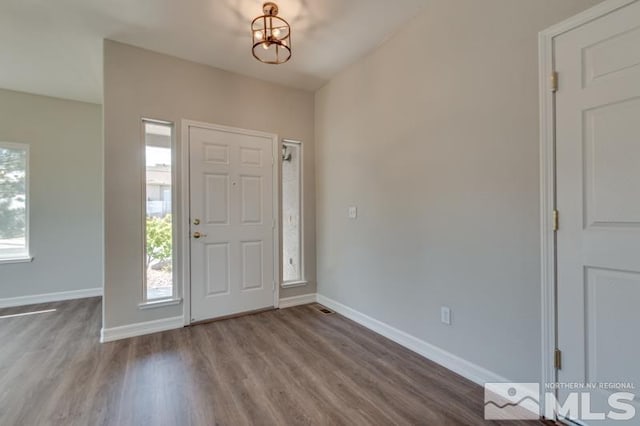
(251, 2, 291, 64)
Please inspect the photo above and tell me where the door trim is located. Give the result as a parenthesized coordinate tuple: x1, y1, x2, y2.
(538, 0, 638, 416)
(180, 120, 281, 326)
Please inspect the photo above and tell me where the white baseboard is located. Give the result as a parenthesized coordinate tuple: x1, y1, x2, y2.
(102, 293, 318, 343)
(0, 287, 103, 308)
(316, 294, 509, 386)
(279, 293, 317, 309)
(101, 316, 184, 343)
(103, 291, 510, 388)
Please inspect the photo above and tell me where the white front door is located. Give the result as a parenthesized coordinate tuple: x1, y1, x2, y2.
(188, 124, 277, 322)
(555, 1, 640, 423)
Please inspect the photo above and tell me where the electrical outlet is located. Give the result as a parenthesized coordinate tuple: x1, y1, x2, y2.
(348, 206, 358, 219)
(441, 306, 451, 325)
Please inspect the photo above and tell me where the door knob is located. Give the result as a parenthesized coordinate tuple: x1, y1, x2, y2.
(193, 218, 200, 225)
(192, 232, 206, 239)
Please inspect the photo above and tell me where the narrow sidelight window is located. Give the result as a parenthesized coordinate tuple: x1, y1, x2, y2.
(143, 121, 175, 300)
(0, 142, 29, 262)
(282, 140, 304, 285)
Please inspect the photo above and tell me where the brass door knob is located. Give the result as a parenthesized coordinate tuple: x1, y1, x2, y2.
(192, 232, 206, 239)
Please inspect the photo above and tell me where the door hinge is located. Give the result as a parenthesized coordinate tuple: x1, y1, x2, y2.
(554, 348, 562, 370)
(550, 71, 559, 92)
(553, 209, 559, 232)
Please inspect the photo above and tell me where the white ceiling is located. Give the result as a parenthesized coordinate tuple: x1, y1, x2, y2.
(0, 0, 427, 104)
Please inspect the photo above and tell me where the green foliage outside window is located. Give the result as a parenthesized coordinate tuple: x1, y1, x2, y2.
(146, 214, 172, 268)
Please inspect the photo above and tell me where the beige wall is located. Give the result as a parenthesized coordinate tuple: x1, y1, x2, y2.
(0, 89, 102, 299)
(314, 0, 601, 382)
(103, 41, 316, 328)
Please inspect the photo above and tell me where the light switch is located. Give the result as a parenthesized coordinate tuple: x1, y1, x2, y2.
(348, 206, 358, 219)
(441, 306, 451, 325)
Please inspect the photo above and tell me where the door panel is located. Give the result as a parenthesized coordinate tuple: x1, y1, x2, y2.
(189, 125, 275, 322)
(582, 26, 640, 87)
(204, 174, 230, 224)
(240, 175, 263, 224)
(241, 240, 264, 290)
(555, 1, 640, 423)
(585, 268, 640, 385)
(205, 243, 230, 296)
(585, 98, 640, 226)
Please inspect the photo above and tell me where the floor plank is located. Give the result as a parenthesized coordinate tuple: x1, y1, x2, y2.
(0, 298, 546, 425)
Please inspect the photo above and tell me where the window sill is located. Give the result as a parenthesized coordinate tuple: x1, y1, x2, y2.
(281, 280, 308, 288)
(0, 256, 33, 265)
(138, 298, 182, 310)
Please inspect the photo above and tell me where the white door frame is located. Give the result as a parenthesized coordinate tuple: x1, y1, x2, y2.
(538, 0, 638, 412)
(281, 139, 307, 288)
(180, 120, 281, 326)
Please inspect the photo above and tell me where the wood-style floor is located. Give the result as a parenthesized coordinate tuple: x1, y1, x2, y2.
(0, 298, 545, 425)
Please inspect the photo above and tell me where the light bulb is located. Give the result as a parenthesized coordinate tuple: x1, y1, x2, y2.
(262, 42, 269, 50)
(254, 30, 263, 40)
(273, 28, 281, 37)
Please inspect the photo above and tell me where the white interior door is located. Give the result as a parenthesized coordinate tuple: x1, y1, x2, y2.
(189, 124, 276, 322)
(555, 1, 640, 424)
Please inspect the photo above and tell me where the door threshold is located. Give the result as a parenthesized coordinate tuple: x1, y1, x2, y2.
(189, 306, 276, 326)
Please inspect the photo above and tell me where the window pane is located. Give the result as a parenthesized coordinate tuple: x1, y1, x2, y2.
(282, 142, 302, 282)
(144, 122, 174, 300)
(0, 144, 27, 258)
